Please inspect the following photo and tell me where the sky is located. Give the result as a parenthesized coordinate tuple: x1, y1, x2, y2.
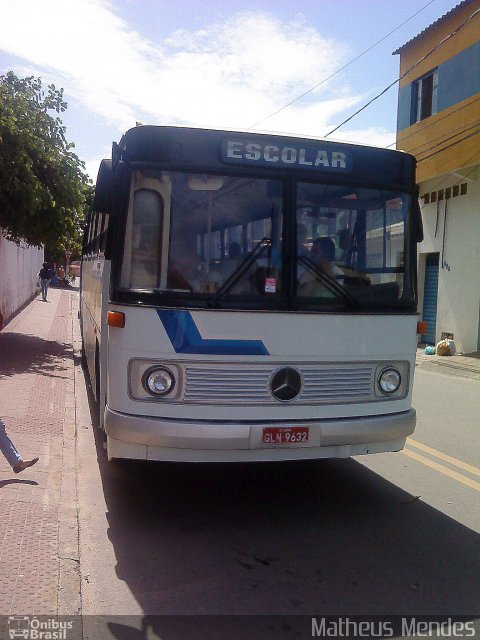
(0, 0, 463, 179)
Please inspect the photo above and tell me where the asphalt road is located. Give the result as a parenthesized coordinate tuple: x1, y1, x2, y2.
(74, 340, 479, 637)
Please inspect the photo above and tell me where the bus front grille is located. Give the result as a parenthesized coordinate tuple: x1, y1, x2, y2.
(183, 363, 374, 405)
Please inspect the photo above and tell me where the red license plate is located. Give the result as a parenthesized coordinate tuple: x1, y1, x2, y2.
(262, 427, 309, 445)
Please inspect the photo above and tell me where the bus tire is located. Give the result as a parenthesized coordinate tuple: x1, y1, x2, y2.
(80, 343, 87, 368)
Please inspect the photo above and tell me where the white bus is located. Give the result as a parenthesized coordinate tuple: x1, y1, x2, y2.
(80, 126, 424, 462)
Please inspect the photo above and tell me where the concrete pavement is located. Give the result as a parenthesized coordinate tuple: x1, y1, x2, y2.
(0, 287, 479, 615)
(0, 287, 80, 614)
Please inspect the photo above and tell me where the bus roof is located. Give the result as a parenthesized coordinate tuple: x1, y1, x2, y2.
(114, 125, 417, 189)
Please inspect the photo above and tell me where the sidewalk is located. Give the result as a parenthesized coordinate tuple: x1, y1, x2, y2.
(416, 345, 480, 380)
(0, 287, 80, 614)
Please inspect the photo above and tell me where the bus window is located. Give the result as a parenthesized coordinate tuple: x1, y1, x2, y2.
(92, 213, 104, 254)
(86, 213, 100, 256)
(364, 198, 406, 291)
(121, 189, 163, 289)
(296, 182, 409, 302)
(226, 225, 243, 254)
(131, 172, 285, 296)
(98, 214, 110, 254)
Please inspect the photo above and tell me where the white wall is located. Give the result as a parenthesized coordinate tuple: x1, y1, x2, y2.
(0, 233, 44, 324)
(417, 166, 480, 353)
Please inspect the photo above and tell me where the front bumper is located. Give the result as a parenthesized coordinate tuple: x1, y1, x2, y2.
(104, 406, 416, 462)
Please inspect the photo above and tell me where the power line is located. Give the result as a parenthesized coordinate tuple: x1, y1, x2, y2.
(247, 0, 436, 130)
(409, 118, 480, 156)
(387, 95, 480, 149)
(416, 128, 480, 163)
(324, 78, 399, 137)
(324, 6, 480, 137)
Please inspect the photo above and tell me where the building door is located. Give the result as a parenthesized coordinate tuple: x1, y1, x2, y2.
(421, 253, 439, 344)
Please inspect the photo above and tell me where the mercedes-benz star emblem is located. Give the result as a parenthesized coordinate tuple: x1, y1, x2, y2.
(271, 367, 302, 401)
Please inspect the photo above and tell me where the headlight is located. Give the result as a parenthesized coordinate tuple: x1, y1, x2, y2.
(378, 368, 401, 394)
(142, 366, 175, 396)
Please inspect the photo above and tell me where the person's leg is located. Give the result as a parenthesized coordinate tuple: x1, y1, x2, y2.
(0, 416, 39, 472)
(0, 416, 22, 467)
(41, 279, 47, 300)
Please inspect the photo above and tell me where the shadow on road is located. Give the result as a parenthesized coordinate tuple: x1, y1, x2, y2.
(81, 363, 479, 637)
(0, 332, 70, 379)
(0, 479, 38, 488)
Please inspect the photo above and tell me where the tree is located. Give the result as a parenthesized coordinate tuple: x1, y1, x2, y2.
(0, 71, 92, 259)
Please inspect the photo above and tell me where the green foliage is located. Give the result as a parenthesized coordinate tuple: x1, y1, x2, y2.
(0, 71, 92, 257)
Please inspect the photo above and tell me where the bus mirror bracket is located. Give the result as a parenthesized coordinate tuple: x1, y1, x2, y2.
(414, 187, 424, 243)
(112, 141, 120, 166)
(93, 159, 113, 215)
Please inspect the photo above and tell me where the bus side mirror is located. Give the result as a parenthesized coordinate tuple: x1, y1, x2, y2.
(93, 159, 113, 214)
(415, 191, 424, 243)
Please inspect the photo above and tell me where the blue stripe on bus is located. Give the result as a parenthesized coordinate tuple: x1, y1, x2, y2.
(157, 310, 269, 355)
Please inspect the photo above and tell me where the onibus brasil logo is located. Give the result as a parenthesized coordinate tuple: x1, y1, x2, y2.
(7, 617, 74, 640)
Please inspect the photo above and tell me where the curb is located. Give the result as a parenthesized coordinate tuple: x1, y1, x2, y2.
(416, 348, 480, 380)
(57, 292, 81, 614)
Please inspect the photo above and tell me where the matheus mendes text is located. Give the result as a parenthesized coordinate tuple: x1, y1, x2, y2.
(311, 617, 476, 637)
(221, 140, 353, 172)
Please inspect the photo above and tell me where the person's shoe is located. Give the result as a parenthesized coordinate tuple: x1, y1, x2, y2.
(13, 457, 39, 473)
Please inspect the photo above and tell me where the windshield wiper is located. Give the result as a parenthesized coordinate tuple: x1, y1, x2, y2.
(210, 237, 271, 304)
(297, 256, 362, 309)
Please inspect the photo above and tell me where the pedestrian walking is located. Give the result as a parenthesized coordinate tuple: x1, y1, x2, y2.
(38, 262, 52, 301)
(0, 311, 39, 473)
(0, 416, 39, 473)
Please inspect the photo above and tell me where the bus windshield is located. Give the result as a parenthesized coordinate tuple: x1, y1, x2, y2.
(120, 170, 284, 298)
(118, 168, 413, 309)
(296, 182, 410, 307)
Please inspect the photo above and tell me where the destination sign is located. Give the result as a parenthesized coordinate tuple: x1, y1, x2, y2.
(221, 139, 352, 172)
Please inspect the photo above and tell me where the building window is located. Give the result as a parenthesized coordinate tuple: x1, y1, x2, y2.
(412, 69, 438, 123)
(422, 183, 468, 204)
